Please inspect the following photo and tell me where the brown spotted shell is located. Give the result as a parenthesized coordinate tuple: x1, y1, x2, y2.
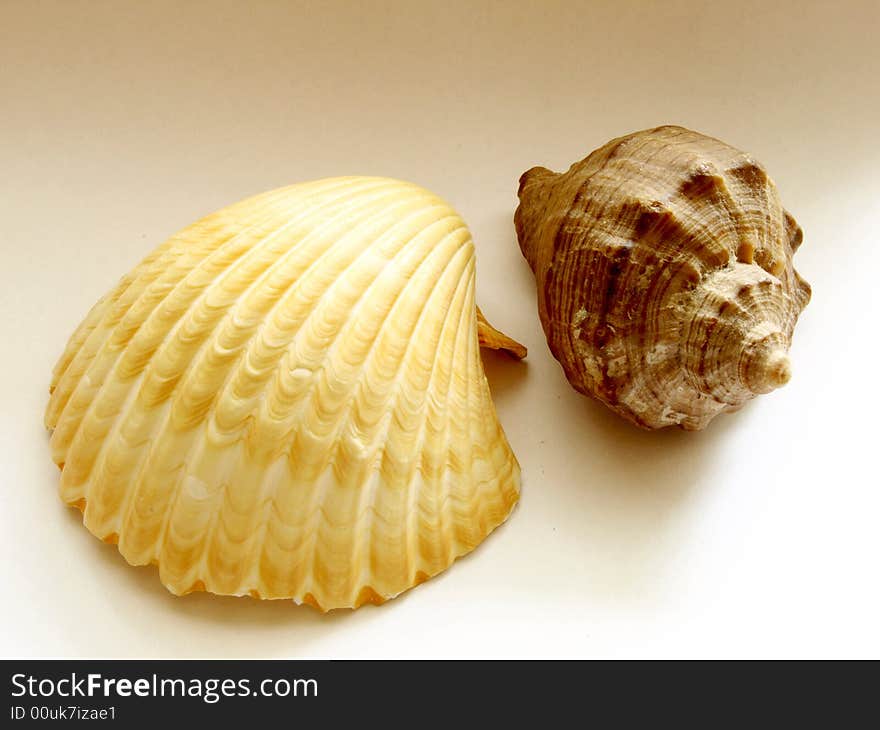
(515, 126, 811, 430)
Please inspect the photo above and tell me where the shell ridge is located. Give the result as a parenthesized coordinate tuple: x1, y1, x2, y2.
(46, 194, 304, 451)
(202, 209, 463, 600)
(46, 251, 176, 431)
(270, 211, 462, 479)
(185, 190, 443, 441)
(302, 237, 474, 601)
(550, 135, 678, 391)
(43, 187, 314, 429)
(384, 244, 475, 594)
(210, 202, 456, 448)
(99, 184, 394, 558)
(64, 217, 281, 513)
(72, 370, 150, 527)
(435, 258, 481, 566)
(47, 232, 189, 397)
(289, 227, 472, 605)
(187, 204, 464, 601)
(49, 281, 131, 395)
(469, 280, 519, 534)
(53, 214, 293, 491)
(456, 282, 487, 550)
(363, 273, 470, 597)
(133, 182, 425, 573)
(74, 181, 404, 491)
(396, 248, 474, 582)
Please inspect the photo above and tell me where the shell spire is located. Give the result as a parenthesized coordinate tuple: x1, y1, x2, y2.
(45, 177, 524, 610)
(515, 126, 811, 430)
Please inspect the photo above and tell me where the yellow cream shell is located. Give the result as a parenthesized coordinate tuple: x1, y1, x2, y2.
(45, 177, 523, 610)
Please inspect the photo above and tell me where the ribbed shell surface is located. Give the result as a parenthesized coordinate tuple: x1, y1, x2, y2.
(45, 177, 521, 610)
(516, 126, 811, 430)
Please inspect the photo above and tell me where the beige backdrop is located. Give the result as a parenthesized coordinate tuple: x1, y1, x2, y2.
(2, 0, 878, 658)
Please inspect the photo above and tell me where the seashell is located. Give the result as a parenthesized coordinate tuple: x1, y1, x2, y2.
(45, 177, 525, 610)
(515, 125, 811, 430)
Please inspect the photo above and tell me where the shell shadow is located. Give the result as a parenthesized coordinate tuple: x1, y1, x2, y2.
(526, 367, 742, 608)
(571, 392, 733, 497)
(481, 347, 529, 403)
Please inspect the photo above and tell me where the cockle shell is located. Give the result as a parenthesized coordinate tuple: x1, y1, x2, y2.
(45, 177, 525, 610)
(515, 126, 811, 430)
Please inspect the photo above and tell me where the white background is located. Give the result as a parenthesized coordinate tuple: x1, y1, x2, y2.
(2, 0, 878, 658)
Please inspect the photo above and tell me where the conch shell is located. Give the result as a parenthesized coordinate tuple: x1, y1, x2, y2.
(515, 126, 810, 430)
(45, 177, 525, 610)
